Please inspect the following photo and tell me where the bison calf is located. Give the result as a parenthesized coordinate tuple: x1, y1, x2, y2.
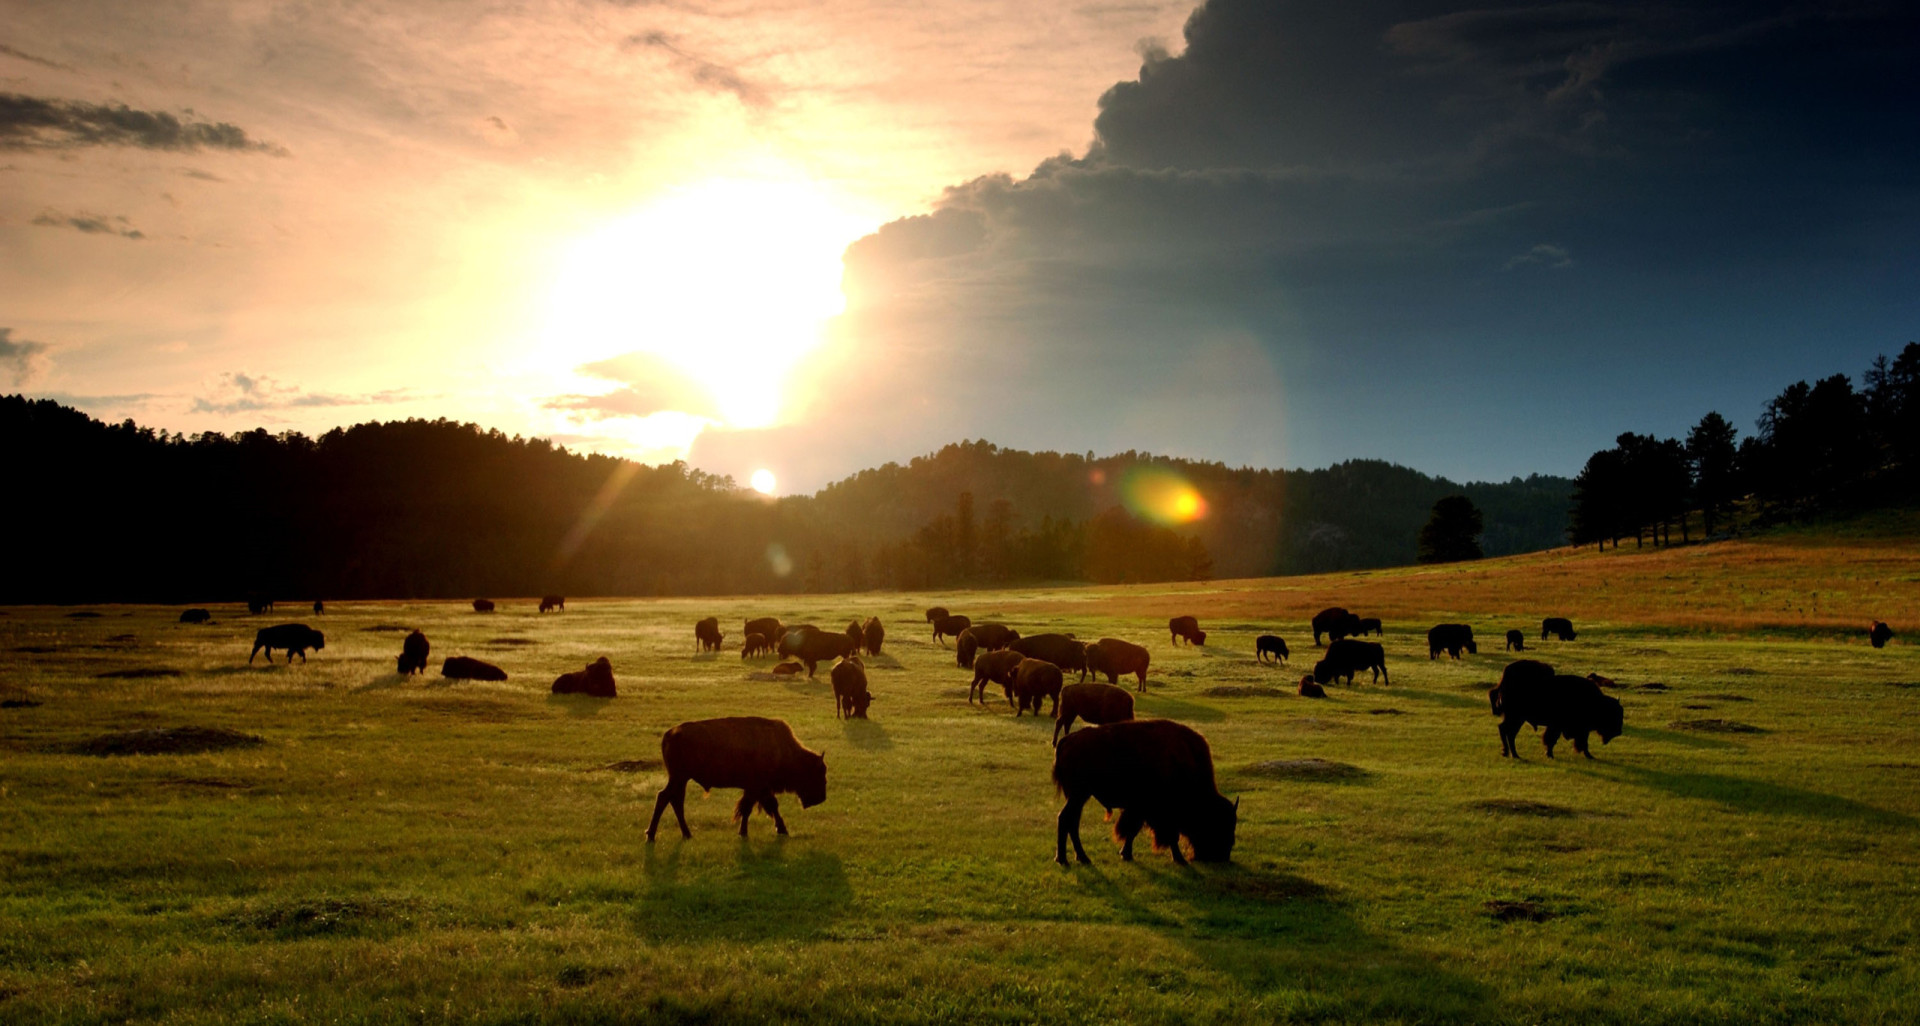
(1053, 719, 1238, 866)
(1298, 675, 1326, 698)
(863, 617, 886, 656)
(1256, 635, 1289, 664)
(646, 717, 826, 840)
(1053, 682, 1134, 745)
(970, 649, 1024, 705)
(397, 630, 430, 675)
(552, 656, 616, 697)
(1505, 629, 1525, 652)
(1356, 617, 1383, 637)
(1013, 658, 1064, 717)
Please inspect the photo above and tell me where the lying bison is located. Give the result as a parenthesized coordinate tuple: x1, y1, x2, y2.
(1298, 675, 1326, 698)
(1010, 633, 1089, 677)
(397, 630, 430, 675)
(1356, 617, 1383, 636)
(1505, 629, 1525, 652)
(831, 657, 872, 719)
(1256, 635, 1289, 664)
(1871, 621, 1894, 649)
(1312, 639, 1388, 686)
(1084, 638, 1151, 691)
(472, 598, 495, 613)
(441, 655, 507, 681)
(179, 608, 212, 624)
(1168, 616, 1206, 647)
(250, 624, 324, 664)
(863, 617, 886, 656)
(1053, 719, 1238, 866)
(1428, 623, 1477, 660)
(1541, 617, 1576, 641)
(695, 617, 725, 653)
(932, 614, 972, 646)
(552, 656, 616, 697)
(1489, 659, 1623, 759)
(1053, 681, 1134, 745)
(970, 649, 1024, 705)
(539, 595, 566, 613)
(779, 626, 859, 677)
(1312, 607, 1362, 646)
(955, 623, 1020, 668)
(1013, 658, 1064, 717)
(645, 716, 827, 840)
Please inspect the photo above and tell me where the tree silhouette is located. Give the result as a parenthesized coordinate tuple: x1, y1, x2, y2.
(1417, 495, 1484, 563)
(1687, 412, 1740, 536)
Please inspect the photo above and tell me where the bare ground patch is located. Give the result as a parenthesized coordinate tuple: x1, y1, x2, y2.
(71, 726, 264, 756)
(1671, 718, 1766, 734)
(1202, 685, 1289, 698)
(1470, 799, 1575, 818)
(596, 758, 661, 773)
(1485, 899, 1556, 923)
(96, 667, 183, 679)
(1242, 758, 1369, 782)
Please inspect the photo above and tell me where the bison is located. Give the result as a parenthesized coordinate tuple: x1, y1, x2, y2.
(1312, 639, 1388, 686)
(312, 600, 325, 615)
(863, 617, 886, 656)
(695, 616, 725, 653)
(249, 624, 324, 664)
(397, 630, 430, 675)
(1052, 719, 1237, 866)
(1084, 638, 1151, 691)
(779, 626, 859, 677)
(1013, 658, 1064, 717)
(1356, 617, 1383, 636)
(741, 633, 771, 659)
(539, 595, 566, 613)
(830, 657, 872, 719)
(179, 608, 212, 624)
(955, 623, 1020, 668)
(645, 716, 826, 840)
(745, 617, 785, 646)
(1312, 607, 1362, 646)
(1505, 629, 1525, 652)
(925, 606, 950, 623)
(1298, 675, 1326, 698)
(1871, 621, 1894, 649)
(932, 614, 972, 646)
(1256, 635, 1289, 664)
(1010, 633, 1089, 677)
(1168, 616, 1206, 647)
(969, 649, 1024, 705)
(552, 656, 616, 697)
(1053, 681, 1134, 745)
(1541, 617, 1576, 641)
(844, 619, 865, 655)
(472, 598, 495, 613)
(1428, 623, 1478, 660)
(771, 662, 805, 676)
(1489, 659, 1622, 759)
(441, 655, 507, 681)
(246, 596, 275, 615)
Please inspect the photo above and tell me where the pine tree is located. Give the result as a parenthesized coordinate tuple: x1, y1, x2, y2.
(1417, 495, 1484, 563)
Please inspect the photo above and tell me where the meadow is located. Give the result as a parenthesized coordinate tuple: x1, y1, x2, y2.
(3, 530, 1920, 1024)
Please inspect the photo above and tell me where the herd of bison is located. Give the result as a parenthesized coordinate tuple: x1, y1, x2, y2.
(193, 598, 1899, 866)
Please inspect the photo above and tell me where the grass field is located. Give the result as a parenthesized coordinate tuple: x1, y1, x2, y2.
(4, 533, 1920, 1024)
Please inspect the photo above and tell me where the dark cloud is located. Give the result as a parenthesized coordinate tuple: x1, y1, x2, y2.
(0, 327, 50, 386)
(0, 44, 73, 71)
(0, 93, 286, 154)
(32, 210, 145, 240)
(550, 353, 721, 421)
(624, 31, 768, 105)
(190, 372, 412, 415)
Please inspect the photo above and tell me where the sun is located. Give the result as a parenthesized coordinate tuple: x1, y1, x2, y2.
(540, 178, 873, 430)
(750, 468, 777, 495)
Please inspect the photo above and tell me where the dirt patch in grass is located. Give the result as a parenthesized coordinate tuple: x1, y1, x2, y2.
(106, 633, 138, 643)
(1241, 758, 1369, 781)
(1470, 799, 1575, 818)
(71, 726, 264, 756)
(1671, 718, 1766, 734)
(1699, 693, 1752, 702)
(13, 646, 58, 654)
(96, 667, 183, 679)
(1725, 667, 1761, 676)
(1639, 682, 1672, 691)
(225, 897, 421, 937)
(486, 637, 540, 646)
(597, 759, 661, 773)
(1682, 703, 1715, 710)
(1626, 647, 1669, 656)
(1366, 708, 1404, 715)
(557, 964, 621, 989)
(162, 777, 252, 790)
(1885, 681, 1920, 690)
(1202, 685, 1288, 698)
(2, 699, 43, 709)
(362, 625, 413, 633)
(66, 611, 102, 619)
(1485, 899, 1556, 923)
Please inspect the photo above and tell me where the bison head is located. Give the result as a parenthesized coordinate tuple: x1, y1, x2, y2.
(1594, 695, 1625, 744)
(1310, 658, 1339, 685)
(309, 630, 326, 651)
(797, 751, 828, 808)
(1187, 794, 1238, 862)
(1465, 639, 1478, 655)
(1193, 629, 1207, 646)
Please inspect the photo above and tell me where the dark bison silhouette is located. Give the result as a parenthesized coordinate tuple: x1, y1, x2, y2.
(932, 614, 972, 646)
(472, 598, 495, 613)
(397, 630, 430, 675)
(1427, 623, 1477, 660)
(969, 649, 1024, 706)
(862, 617, 886, 656)
(1168, 616, 1206, 646)
(1053, 681, 1135, 745)
(646, 716, 826, 840)
(955, 623, 1020, 668)
(1298, 675, 1326, 698)
(246, 596, 275, 615)
(1084, 638, 1151, 691)
(1541, 617, 1576, 641)
(1013, 658, 1065, 717)
(695, 616, 725, 653)
(1256, 635, 1289, 664)
(1871, 621, 1894, 648)
(831, 657, 872, 719)
(1312, 639, 1388, 686)
(1052, 719, 1237, 866)
(441, 656, 507, 681)
(312, 600, 325, 615)
(1356, 617, 1383, 636)
(779, 626, 859, 677)
(741, 633, 771, 659)
(1505, 629, 1525, 651)
(1489, 659, 1623, 759)
(552, 656, 616, 697)
(1010, 633, 1089, 677)
(745, 617, 784, 647)
(179, 608, 212, 624)
(250, 624, 324, 664)
(539, 595, 566, 613)
(1311, 607, 1361, 646)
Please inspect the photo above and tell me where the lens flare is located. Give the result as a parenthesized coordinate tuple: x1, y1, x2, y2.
(1120, 466, 1208, 525)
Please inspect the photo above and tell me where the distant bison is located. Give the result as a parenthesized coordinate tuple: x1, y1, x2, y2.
(745, 617, 784, 647)
(830, 657, 872, 719)
(1168, 616, 1206, 647)
(779, 626, 859, 677)
(539, 595, 566, 613)
(1541, 617, 1576, 641)
(955, 623, 1020, 668)
(1053, 719, 1237, 866)
(741, 633, 771, 659)
(1298, 675, 1326, 698)
(1312, 639, 1388, 686)
(932, 614, 972, 645)
(925, 606, 949, 623)
(1312, 607, 1362, 646)
(1356, 617, 1383, 636)
(645, 716, 826, 840)
(1505, 629, 1525, 652)
(1010, 633, 1089, 677)
(1489, 659, 1623, 759)
(179, 608, 212, 624)
(441, 655, 507, 682)
(1871, 621, 1894, 649)
(397, 630, 430, 675)
(312, 600, 325, 615)
(1084, 638, 1151, 692)
(1427, 623, 1478, 660)
(969, 649, 1025, 705)
(249, 624, 324, 664)
(844, 619, 865, 655)
(1256, 635, 1289, 664)
(472, 598, 495, 613)
(695, 616, 724, 653)
(1013, 658, 1065, 717)
(552, 656, 616, 697)
(1053, 681, 1134, 745)
(863, 617, 886, 656)
(247, 596, 275, 615)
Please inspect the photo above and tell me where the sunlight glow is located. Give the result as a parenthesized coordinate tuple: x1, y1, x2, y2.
(539, 178, 874, 430)
(1121, 466, 1209, 525)
(750, 468, 777, 495)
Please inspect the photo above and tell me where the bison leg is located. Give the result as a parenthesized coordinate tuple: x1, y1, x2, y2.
(249, 645, 260, 664)
(1499, 720, 1520, 758)
(1542, 727, 1561, 758)
(760, 792, 789, 835)
(1056, 793, 1092, 865)
(1053, 714, 1075, 746)
(1114, 808, 1146, 861)
(647, 775, 691, 841)
(734, 791, 756, 838)
(1573, 731, 1593, 759)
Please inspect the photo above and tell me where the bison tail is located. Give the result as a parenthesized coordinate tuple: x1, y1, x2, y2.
(1488, 687, 1503, 715)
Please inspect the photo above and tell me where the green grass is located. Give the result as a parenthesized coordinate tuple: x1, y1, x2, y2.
(3, 551, 1920, 1023)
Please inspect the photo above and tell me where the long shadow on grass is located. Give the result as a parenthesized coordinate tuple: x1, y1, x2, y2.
(841, 717, 893, 750)
(637, 840, 851, 942)
(1588, 763, 1916, 828)
(1620, 723, 1738, 751)
(1134, 695, 1226, 722)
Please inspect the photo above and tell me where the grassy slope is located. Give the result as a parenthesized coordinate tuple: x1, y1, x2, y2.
(2, 531, 1918, 1024)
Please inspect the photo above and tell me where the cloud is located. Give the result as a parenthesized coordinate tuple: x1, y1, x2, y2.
(0, 44, 74, 72)
(189, 372, 415, 415)
(548, 352, 722, 421)
(472, 115, 519, 147)
(32, 210, 145, 240)
(0, 327, 50, 386)
(624, 31, 768, 105)
(0, 93, 286, 154)
(1505, 242, 1572, 269)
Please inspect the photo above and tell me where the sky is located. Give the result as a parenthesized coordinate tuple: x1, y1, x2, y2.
(4, 0, 1917, 493)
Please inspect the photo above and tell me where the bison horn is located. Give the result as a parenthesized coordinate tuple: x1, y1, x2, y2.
(1234, 797, 1241, 813)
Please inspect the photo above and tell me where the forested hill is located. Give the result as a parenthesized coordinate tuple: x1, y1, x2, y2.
(0, 396, 1570, 602)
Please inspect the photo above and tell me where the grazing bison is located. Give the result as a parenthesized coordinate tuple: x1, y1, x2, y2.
(863, 617, 886, 656)
(741, 633, 771, 659)
(925, 606, 950, 623)
(1541, 617, 1576, 641)
(1012, 658, 1064, 717)
(312, 600, 325, 615)
(779, 626, 859, 677)
(249, 624, 324, 664)
(955, 623, 1020, 668)
(1010, 633, 1089, 677)
(745, 617, 784, 647)
(1312, 639, 1389, 686)
(1356, 617, 1383, 637)
(247, 596, 275, 615)
(932, 614, 972, 645)
(1053, 681, 1135, 745)
(646, 716, 827, 840)
(1428, 623, 1478, 660)
(771, 662, 805, 676)
(1084, 638, 1151, 691)
(830, 657, 872, 719)
(1168, 616, 1206, 647)
(1256, 635, 1289, 664)
(472, 598, 495, 613)
(397, 630, 430, 676)
(1052, 719, 1237, 866)
(179, 608, 212, 624)
(845, 619, 865, 655)
(1489, 659, 1622, 759)
(552, 656, 616, 697)
(1298, 675, 1326, 698)
(1311, 607, 1362, 646)
(441, 655, 507, 682)
(1871, 621, 1894, 649)
(1505, 629, 1525, 652)
(539, 595, 566, 613)
(695, 616, 724, 653)
(969, 649, 1025, 705)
